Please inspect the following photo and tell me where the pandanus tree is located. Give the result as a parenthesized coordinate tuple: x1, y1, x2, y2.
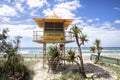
(69, 25, 88, 78)
(67, 49, 81, 72)
(90, 39, 103, 64)
(47, 45, 60, 72)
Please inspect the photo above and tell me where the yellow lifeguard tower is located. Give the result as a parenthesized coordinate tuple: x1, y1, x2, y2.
(33, 12, 74, 67)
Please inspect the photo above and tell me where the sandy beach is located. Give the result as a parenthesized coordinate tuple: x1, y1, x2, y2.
(31, 54, 118, 80)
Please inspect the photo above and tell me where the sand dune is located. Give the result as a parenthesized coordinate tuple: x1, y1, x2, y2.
(32, 54, 117, 80)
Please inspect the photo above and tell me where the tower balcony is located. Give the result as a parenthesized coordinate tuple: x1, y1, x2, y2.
(33, 31, 75, 43)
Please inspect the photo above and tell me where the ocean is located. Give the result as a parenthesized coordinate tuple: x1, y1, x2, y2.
(19, 47, 120, 54)
(0, 47, 120, 58)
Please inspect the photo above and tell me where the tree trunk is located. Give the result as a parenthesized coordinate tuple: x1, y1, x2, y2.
(75, 34, 87, 78)
(94, 53, 100, 64)
(74, 60, 81, 72)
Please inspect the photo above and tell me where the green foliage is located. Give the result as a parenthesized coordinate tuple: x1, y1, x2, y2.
(67, 49, 76, 62)
(47, 45, 60, 59)
(99, 63, 120, 80)
(94, 39, 100, 48)
(80, 34, 88, 45)
(112, 66, 120, 80)
(90, 39, 103, 64)
(69, 25, 88, 78)
(69, 24, 82, 35)
(0, 28, 34, 80)
(1, 61, 34, 80)
(90, 46, 96, 53)
(24, 59, 40, 67)
(90, 39, 103, 53)
(47, 45, 60, 70)
(59, 72, 82, 80)
(0, 28, 8, 40)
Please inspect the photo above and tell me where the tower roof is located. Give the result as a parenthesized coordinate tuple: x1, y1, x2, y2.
(47, 11, 60, 19)
(34, 12, 73, 29)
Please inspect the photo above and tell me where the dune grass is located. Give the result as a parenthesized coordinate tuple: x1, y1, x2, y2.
(111, 66, 120, 80)
(98, 62, 120, 80)
(23, 58, 40, 67)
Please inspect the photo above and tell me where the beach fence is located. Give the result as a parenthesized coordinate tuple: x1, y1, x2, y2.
(90, 54, 120, 65)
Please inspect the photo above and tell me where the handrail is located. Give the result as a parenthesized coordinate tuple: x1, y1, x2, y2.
(33, 31, 75, 41)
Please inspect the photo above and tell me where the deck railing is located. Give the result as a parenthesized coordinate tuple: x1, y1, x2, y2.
(33, 31, 75, 41)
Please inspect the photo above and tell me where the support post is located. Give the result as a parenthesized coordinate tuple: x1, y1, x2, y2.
(64, 43, 65, 68)
(43, 43, 46, 68)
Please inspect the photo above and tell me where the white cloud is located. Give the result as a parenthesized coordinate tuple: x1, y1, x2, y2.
(0, 16, 10, 22)
(55, 0, 81, 11)
(1, 20, 120, 47)
(87, 19, 93, 23)
(69, 19, 120, 47)
(27, 0, 49, 8)
(100, 22, 114, 29)
(30, 11, 37, 16)
(114, 7, 120, 11)
(0, 5, 17, 16)
(71, 18, 87, 26)
(54, 0, 65, 2)
(114, 20, 120, 24)
(67, 24, 120, 47)
(82, 23, 120, 47)
(15, 3, 24, 13)
(5, 0, 25, 3)
(0, 24, 40, 37)
(95, 18, 100, 21)
(42, 8, 53, 17)
(43, 0, 81, 18)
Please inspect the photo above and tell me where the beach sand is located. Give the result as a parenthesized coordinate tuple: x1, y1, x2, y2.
(32, 54, 117, 80)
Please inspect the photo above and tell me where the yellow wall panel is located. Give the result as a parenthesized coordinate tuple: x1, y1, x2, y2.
(44, 33, 64, 40)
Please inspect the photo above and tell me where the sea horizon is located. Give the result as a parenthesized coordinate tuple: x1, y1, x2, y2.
(19, 47, 120, 54)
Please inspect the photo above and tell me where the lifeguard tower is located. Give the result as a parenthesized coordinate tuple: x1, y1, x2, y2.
(33, 12, 74, 67)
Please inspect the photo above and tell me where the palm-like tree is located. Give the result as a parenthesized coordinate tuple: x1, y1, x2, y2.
(90, 46, 95, 53)
(67, 49, 81, 72)
(69, 25, 87, 78)
(90, 39, 103, 64)
(67, 49, 76, 63)
(80, 34, 88, 45)
(47, 45, 60, 72)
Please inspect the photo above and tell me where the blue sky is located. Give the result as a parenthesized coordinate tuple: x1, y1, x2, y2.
(0, 0, 120, 47)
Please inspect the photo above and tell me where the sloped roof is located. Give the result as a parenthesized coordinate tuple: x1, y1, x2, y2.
(47, 11, 60, 19)
(34, 12, 73, 29)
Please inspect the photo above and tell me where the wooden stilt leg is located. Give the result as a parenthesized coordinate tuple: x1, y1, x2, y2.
(43, 43, 46, 68)
(64, 43, 65, 69)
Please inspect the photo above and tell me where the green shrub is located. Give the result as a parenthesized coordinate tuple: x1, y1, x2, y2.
(47, 45, 60, 70)
(59, 72, 82, 80)
(67, 49, 75, 62)
(47, 45, 60, 59)
(0, 29, 34, 80)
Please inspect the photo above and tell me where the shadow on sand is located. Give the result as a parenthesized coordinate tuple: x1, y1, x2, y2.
(51, 63, 111, 79)
(84, 63, 111, 79)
